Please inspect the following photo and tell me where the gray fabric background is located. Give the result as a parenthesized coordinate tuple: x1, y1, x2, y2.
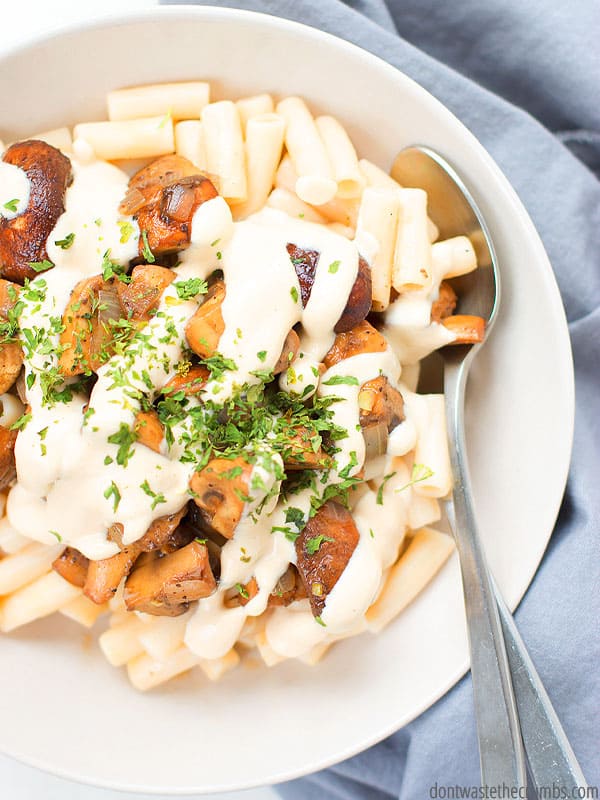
(162, 2, 600, 797)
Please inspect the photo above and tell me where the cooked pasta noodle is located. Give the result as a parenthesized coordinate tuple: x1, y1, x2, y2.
(0, 81, 488, 689)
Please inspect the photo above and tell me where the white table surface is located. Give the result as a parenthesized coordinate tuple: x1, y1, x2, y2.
(0, 2, 278, 798)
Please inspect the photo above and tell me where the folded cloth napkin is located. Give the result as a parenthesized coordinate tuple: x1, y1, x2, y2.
(163, 2, 599, 797)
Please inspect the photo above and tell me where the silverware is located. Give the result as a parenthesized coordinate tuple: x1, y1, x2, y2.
(392, 146, 587, 793)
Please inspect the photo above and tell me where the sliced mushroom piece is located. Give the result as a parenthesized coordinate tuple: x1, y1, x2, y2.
(189, 456, 253, 539)
(273, 329, 300, 375)
(124, 540, 216, 616)
(286, 243, 319, 306)
(185, 280, 226, 358)
(162, 365, 209, 396)
(295, 500, 360, 617)
(84, 546, 140, 605)
(442, 314, 486, 344)
(125, 155, 218, 259)
(268, 565, 308, 607)
(334, 255, 372, 333)
(0, 424, 17, 490)
(84, 508, 187, 604)
(359, 376, 405, 433)
(52, 547, 89, 588)
(136, 508, 187, 551)
(0, 279, 20, 317)
(323, 320, 387, 369)
(281, 425, 331, 471)
(134, 409, 164, 453)
(0, 342, 23, 394)
(0, 140, 72, 283)
(224, 577, 258, 608)
(58, 275, 114, 376)
(430, 280, 457, 323)
(117, 264, 175, 320)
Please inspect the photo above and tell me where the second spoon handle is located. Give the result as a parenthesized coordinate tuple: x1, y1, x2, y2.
(445, 358, 527, 789)
(492, 578, 588, 793)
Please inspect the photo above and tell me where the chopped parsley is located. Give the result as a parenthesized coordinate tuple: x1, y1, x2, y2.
(396, 463, 434, 492)
(140, 479, 167, 510)
(257, 350, 267, 362)
(101, 249, 129, 282)
(376, 471, 397, 505)
(235, 582, 249, 600)
(118, 220, 135, 244)
(103, 481, 121, 512)
(140, 230, 156, 263)
(305, 534, 335, 555)
(3, 198, 19, 213)
(322, 375, 359, 386)
(54, 232, 75, 250)
(28, 259, 54, 273)
(174, 277, 208, 300)
(290, 286, 299, 303)
(10, 412, 31, 431)
(328, 260, 341, 274)
(107, 423, 137, 467)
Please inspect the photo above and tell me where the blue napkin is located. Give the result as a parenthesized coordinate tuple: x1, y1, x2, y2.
(164, 2, 600, 796)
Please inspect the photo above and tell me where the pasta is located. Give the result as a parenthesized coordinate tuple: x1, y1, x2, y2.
(201, 100, 247, 203)
(276, 96, 337, 205)
(107, 81, 210, 122)
(0, 81, 487, 690)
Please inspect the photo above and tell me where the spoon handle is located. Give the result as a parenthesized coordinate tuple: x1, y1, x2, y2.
(491, 577, 589, 792)
(444, 358, 527, 788)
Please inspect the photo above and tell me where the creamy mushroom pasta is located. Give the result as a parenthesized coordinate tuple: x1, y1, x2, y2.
(0, 83, 483, 690)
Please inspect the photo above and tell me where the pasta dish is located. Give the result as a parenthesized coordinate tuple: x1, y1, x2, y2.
(0, 82, 484, 690)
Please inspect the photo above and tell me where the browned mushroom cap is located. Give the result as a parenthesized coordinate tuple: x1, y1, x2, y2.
(84, 508, 186, 604)
(268, 565, 308, 607)
(0, 140, 72, 283)
(334, 256, 372, 333)
(0, 424, 17, 491)
(359, 376, 404, 433)
(124, 540, 216, 616)
(295, 500, 359, 617)
(286, 243, 319, 306)
(162, 365, 210, 396)
(286, 244, 372, 333)
(430, 280, 457, 323)
(185, 280, 225, 358)
(52, 547, 89, 588)
(323, 320, 387, 369)
(123, 155, 218, 259)
(189, 456, 253, 539)
(273, 329, 300, 375)
(117, 264, 175, 320)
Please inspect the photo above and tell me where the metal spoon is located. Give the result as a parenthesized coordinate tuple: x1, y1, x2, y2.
(392, 146, 587, 793)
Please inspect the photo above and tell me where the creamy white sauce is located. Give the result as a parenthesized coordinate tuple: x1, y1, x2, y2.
(383, 263, 457, 365)
(0, 161, 30, 220)
(4, 144, 449, 660)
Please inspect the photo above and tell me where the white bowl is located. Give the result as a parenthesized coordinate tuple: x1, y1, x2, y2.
(0, 7, 574, 794)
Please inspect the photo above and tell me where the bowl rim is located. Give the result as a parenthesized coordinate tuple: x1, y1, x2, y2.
(0, 5, 575, 794)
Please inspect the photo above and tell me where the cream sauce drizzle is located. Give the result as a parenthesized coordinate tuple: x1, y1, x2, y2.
(4, 148, 445, 660)
(0, 161, 30, 220)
